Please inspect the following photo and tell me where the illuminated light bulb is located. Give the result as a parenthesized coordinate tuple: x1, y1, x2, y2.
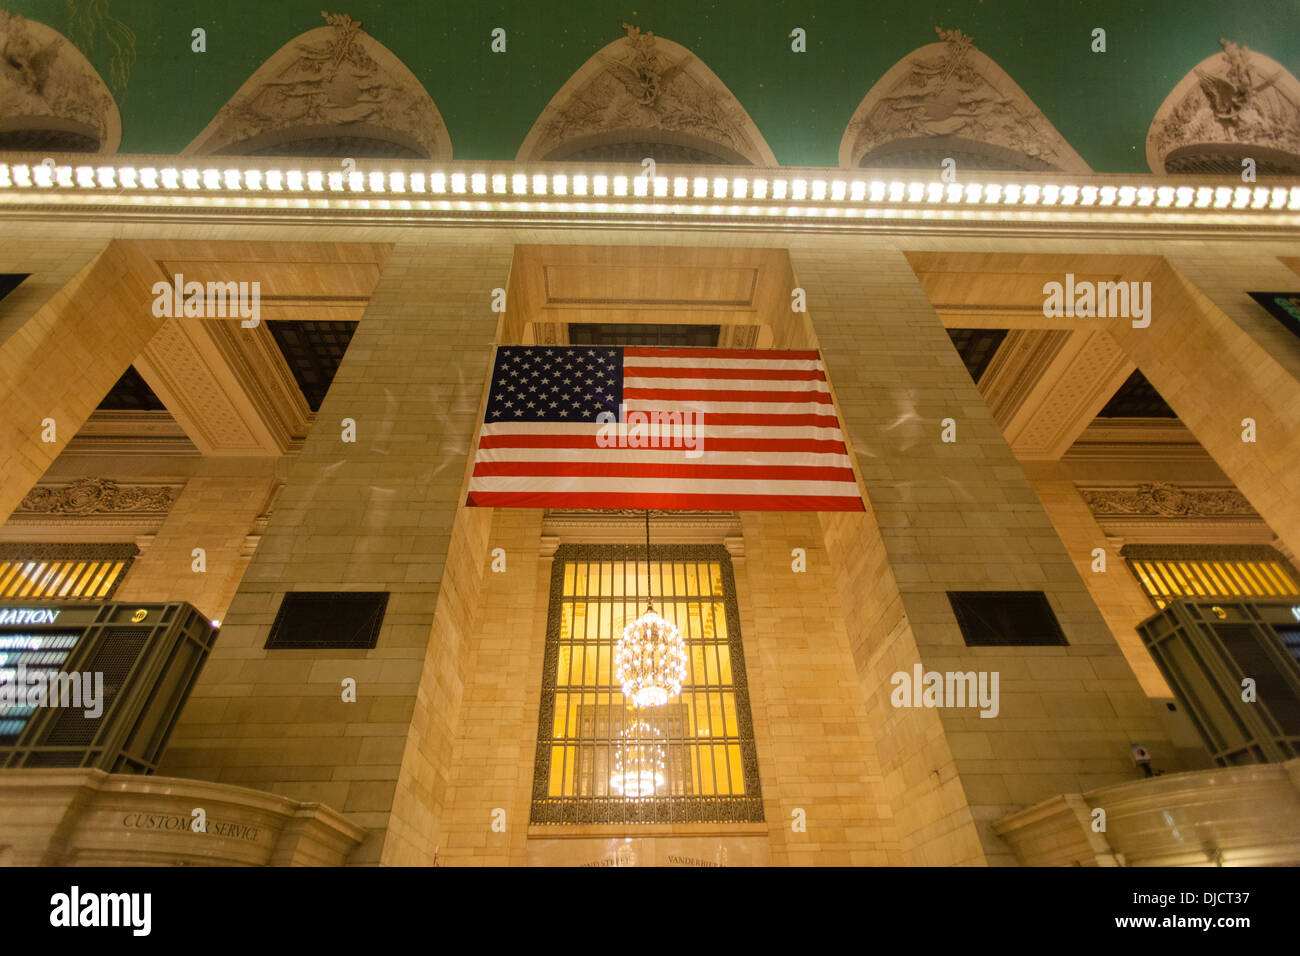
(451, 172, 467, 193)
(1251, 187, 1269, 209)
(613, 175, 628, 196)
(319, 171, 336, 191)
(791, 179, 808, 199)
(654, 176, 668, 197)
(751, 178, 768, 199)
(1231, 186, 1250, 208)
(366, 171, 385, 192)
(200, 169, 220, 190)
(1269, 187, 1287, 209)
(510, 173, 526, 194)
(530, 173, 546, 195)
(182, 169, 200, 189)
(430, 172, 447, 192)
(963, 182, 982, 203)
(0, 165, 11, 188)
(1194, 187, 1212, 207)
(593, 174, 608, 196)
(1024, 184, 1043, 204)
(1136, 187, 1155, 206)
(264, 169, 282, 190)
(946, 182, 963, 203)
(243, 169, 262, 190)
(469, 172, 485, 194)
(410, 172, 427, 192)
(162, 168, 182, 189)
(1079, 185, 1098, 206)
(1213, 187, 1232, 208)
(328, 171, 345, 191)
(889, 181, 906, 202)
(926, 182, 944, 202)
(1117, 186, 1137, 206)
(614, 605, 688, 709)
(984, 184, 1002, 204)
(572, 174, 587, 195)
(771, 179, 788, 200)
(75, 166, 95, 188)
(387, 171, 405, 192)
(120, 167, 138, 188)
(285, 170, 303, 191)
(832, 180, 847, 201)
(907, 181, 924, 202)
(1041, 184, 1060, 205)
(1060, 185, 1079, 205)
(1155, 187, 1174, 207)
(12, 164, 31, 187)
(868, 181, 886, 202)
(692, 177, 709, 198)
(1288, 187, 1300, 210)
(56, 166, 73, 187)
(1174, 187, 1193, 207)
(633, 174, 648, 197)
(491, 173, 506, 194)
(1098, 185, 1117, 205)
(1003, 184, 1022, 204)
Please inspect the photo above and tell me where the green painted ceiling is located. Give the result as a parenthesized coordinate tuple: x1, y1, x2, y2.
(9, 0, 1300, 171)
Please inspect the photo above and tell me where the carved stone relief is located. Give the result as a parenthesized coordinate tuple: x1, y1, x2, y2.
(1146, 38, 1300, 174)
(1079, 482, 1257, 519)
(518, 23, 776, 165)
(18, 478, 178, 516)
(0, 12, 121, 152)
(185, 12, 450, 158)
(839, 28, 1090, 172)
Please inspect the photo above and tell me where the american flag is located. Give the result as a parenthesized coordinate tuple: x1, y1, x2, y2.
(466, 345, 864, 511)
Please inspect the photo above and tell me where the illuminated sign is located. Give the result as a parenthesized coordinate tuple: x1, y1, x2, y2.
(0, 608, 60, 625)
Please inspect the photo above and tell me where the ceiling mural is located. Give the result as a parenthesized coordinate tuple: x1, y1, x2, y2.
(0, 0, 1297, 170)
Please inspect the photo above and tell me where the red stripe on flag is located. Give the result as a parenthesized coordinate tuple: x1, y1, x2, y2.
(472, 461, 857, 481)
(623, 366, 826, 382)
(624, 347, 822, 361)
(623, 387, 834, 403)
(477, 434, 847, 453)
(467, 491, 865, 511)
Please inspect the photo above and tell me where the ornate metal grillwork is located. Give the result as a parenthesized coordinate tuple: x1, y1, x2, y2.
(531, 544, 763, 825)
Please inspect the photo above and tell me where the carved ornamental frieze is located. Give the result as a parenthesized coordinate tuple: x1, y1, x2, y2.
(185, 12, 450, 158)
(839, 27, 1090, 172)
(18, 478, 178, 516)
(1146, 38, 1300, 174)
(1080, 482, 1256, 519)
(517, 23, 776, 165)
(0, 11, 122, 152)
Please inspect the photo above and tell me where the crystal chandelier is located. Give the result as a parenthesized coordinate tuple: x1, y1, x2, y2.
(614, 511, 688, 709)
(609, 720, 666, 797)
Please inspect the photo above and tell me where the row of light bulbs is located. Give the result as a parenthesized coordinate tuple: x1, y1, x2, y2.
(1, 161, 1298, 213)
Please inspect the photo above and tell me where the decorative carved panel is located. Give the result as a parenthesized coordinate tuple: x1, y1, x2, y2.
(518, 23, 776, 165)
(839, 28, 1090, 173)
(184, 12, 450, 159)
(1147, 39, 1300, 175)
(1080, 483, 1256, 519)
(0, 12, 121, 152)
(17, 479, 179, 516)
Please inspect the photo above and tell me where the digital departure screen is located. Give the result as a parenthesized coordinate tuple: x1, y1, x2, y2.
(0, 632, 81, 740)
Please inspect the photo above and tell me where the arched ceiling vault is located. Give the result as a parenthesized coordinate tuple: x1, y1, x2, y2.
(839, 28, 1091, 173)
(517, 23, 776, 166)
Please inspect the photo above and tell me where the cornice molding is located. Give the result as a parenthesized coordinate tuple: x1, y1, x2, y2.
(17, 477, 182, 516)
(1078, 481, 1257, 519)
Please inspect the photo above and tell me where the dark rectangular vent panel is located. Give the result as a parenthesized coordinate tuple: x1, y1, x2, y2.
(947, 591, 1069, 646)
(266, 591, 388, 649)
